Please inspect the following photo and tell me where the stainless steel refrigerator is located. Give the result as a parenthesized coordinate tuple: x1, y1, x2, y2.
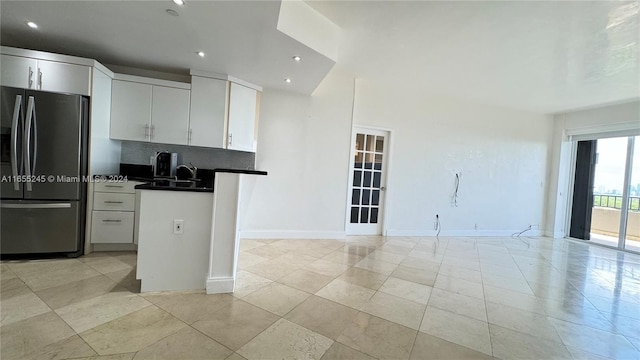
(1, 86, 88, 257)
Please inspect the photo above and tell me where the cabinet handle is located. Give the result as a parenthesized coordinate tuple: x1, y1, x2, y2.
(228, 133, 233, 146)
(28, 67, 34, 88)
(104, 185, 124, 188)
(104, 201, 124, 204)
(188, 128, 192, 144)
(102, 219, 122, 223)
(150, 125, 155, 140)
(144, 124, 149, 138)
(37, 69, 42, 89)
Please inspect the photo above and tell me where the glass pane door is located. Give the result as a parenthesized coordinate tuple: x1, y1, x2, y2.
(347, 128, 389, 235)
(590, 137, 627, 248)
(625, 136, 639, 252)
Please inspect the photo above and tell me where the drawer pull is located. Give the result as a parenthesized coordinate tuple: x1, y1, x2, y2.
(102, 219, 122, 223)
(104, 185, 124, 188)
(103, 201, 124, 204)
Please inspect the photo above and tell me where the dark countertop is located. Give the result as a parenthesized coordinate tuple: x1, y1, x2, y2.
(213, 168, 268, 176)
(135, 179, 213, 193)
(134, 169, 267, 193)
(98, 165, 267, 193)
(93, 174, 153, 182)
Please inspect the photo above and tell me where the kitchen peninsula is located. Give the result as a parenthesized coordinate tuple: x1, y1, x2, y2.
(135, 168, 266, 293)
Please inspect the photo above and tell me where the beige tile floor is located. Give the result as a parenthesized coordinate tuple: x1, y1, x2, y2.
(1, 236, 640, 359)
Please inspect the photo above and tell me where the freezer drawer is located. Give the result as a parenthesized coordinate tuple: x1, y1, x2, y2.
(91, 210, 134, 244)
(1, 200, 80, 254)
(93, 192, 135, 211)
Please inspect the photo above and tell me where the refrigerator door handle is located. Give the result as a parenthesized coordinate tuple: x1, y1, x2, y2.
(10, 95, 22, 191)
(28, 67, 34, 88)
(24, 96, 35, 192)
(31, 98, 38, 176)
(1, 202, 71, 209)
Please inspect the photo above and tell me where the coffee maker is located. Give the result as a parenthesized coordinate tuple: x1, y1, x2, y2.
(153, 152, 178, 178)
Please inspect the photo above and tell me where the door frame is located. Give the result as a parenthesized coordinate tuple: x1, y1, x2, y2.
(344, 125, 394, 236)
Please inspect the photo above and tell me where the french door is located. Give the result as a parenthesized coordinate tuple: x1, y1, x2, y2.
(346, 127, 389, 235)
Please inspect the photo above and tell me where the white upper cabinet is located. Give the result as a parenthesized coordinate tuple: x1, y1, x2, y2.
(151, 86, 190, 145)
(109, 72, 260, 151)
(188, 76, 228, 148)
(0, 54, 90, 95)
(0, 55, 38, 89)
(110, 80, 152, 142)
(109, 76, 191, 145)
(227, 82, 258, 152)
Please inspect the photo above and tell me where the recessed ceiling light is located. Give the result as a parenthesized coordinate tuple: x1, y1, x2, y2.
(197, 51, 205, 57)
(27, 21, 38, 29)
(292, 56, 302, 62)
(172, 0, 185, 5)
(284, 78, 292, 83)
(166, 9, 179, 16)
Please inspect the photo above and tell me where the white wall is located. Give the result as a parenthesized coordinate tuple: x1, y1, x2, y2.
(352, 80, 553, 236)
(240, 67, 354, 239)
(241, 68, 555, 238)
(546, 100, 640, 238)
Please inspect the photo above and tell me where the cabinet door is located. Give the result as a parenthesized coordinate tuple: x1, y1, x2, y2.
(0, 55, 38, 89)
(110, 80, 152, 142)
(227, 83, 257, 152)
(189, 77, 227, 148)
(151, 86, 190, 145)
(37, 60, 91, 96)
(93, 192, 135, 211)
(91, 211, 134, 244)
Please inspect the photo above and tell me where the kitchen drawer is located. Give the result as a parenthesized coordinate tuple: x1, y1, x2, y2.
(94, 181, 138, 194)
(93, 192, 135, 211)
(91, 211, 134, 244)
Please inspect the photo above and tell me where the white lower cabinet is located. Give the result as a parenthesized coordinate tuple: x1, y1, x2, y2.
(91, 211, 135, 244)
(90, 181, 140, 244)
(93, 192, 135, 211)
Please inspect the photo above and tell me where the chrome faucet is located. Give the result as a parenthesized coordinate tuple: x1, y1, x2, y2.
(176, 163, 198, 179)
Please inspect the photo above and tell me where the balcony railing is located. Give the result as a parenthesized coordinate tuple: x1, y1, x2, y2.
(593, 194, 640, 212)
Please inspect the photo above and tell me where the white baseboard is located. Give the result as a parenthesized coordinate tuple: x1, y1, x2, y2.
(544, 230, 565, 238)
(385, 229, 544, 237)
(239, 230, 347, 240)
(206, 277, 235, 294)
(92, 243, 138, 252)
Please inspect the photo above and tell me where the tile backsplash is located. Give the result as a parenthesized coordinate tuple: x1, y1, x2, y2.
(120, 141, 255, 170)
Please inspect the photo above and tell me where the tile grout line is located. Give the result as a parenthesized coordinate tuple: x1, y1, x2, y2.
(409, 237, 445, 360)
(477, 239, 495, 359)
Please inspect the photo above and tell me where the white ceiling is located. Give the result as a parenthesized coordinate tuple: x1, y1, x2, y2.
(307, 1, 639, 114)
(0, 1, 335, 94)
(1, 1, 638, 114)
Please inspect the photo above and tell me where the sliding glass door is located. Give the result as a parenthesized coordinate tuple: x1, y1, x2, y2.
(624, 138, 639, 252)
(571, 135, 639, 252)
(589, 137, 628, 248)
